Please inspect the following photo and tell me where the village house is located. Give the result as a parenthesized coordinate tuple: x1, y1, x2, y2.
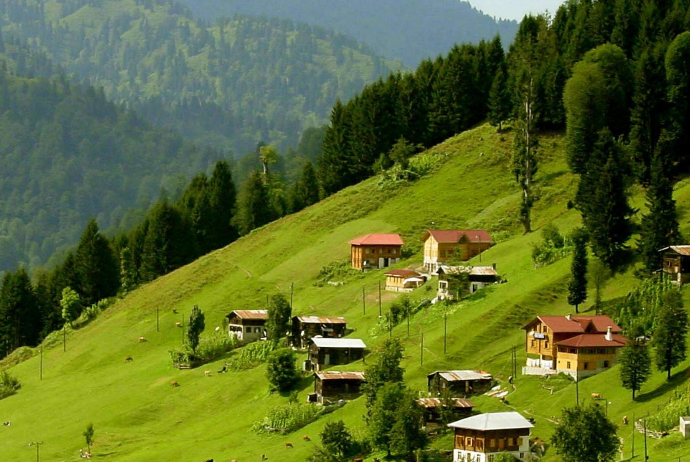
(449, 412, 534, 462)
(308, 337, 366, 371)
(427, 370, 494, 396)
(226, 310, 267, 343)
(417, 397, 475, 425)
(291, 315, 347, 349)
(437, 265, 499, 300)
(385, 269, 426, 292)
(522, 314, 625, 380)
(423, 229, 493, 273)
(660, 246, 690, 285)
(349, 233, 404, 270)
(309, 371, 365, 405)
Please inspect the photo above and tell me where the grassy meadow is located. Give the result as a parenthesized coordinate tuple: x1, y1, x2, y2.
(1, 123, 689, 461)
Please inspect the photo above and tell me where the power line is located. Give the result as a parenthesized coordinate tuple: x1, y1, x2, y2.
(29, 441, 44, 462)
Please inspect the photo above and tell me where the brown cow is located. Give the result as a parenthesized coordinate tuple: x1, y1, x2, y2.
(284, 442, 293, 449)
(302, 435, 310, 441)
(622, 415, 629, 425)
(170, 380, 180, 387)
(124, 356, 133, 362)
(138, 337, 147, 342)
(591, 393, 602, 400)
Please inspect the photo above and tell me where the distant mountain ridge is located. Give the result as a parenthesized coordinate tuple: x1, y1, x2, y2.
(176, 0, 518, 66)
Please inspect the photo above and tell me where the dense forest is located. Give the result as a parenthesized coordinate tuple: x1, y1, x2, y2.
(176, 0, 518, 66)
(0, 0, 400, 152)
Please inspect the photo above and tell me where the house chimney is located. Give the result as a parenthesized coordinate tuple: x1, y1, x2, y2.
(565, 314, 572, 321)
(606, 326, 613, 341)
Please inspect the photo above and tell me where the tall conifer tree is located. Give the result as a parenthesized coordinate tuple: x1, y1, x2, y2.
(207, 160, 237, 250)
(652, 291, 688, 379)
(75, 219, 119, 306)
(567, 230, 588, 313)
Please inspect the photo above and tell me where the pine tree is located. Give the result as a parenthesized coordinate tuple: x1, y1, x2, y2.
(0, 269, 41, 351)
(488, 64, 510, 132)
(638, 156, 681, 271)
(187, 304, 205, 354)
(236, 170, 275, 235)
(60, 287, 81, 329)
(178, 174, 213, 254)
(619, 339, 651, 400)
(266, 294, 291, 340)
(652, 290, 688, 379)
(665, 31, 690, 170)
(207, 160, 237, 250)
(319, 100, 355, 196)
(289, 161, 320, 213)
(512, 79, 538, 234)
(119, 247, 137, 294)
(567, 229, 588, 313)
(75, 219, 120, 306)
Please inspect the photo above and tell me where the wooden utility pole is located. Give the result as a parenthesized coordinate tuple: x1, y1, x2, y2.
(420, 333, 424, 367)
(644, 419, 648, 461)
(39, 347, 43, 381)
(378, 282, 382, 317)
(362, 287, 366, 315)
(443, 311, 447, 354)
(29, 442, 43, 462)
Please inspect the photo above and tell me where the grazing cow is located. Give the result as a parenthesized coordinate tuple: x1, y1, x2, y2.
(204, 370, 212, 377)
(176, 322, 182, 327)
(170, 380, 180, 387)
(591, 393, 602, 400)
(262, 454, 268, 461)
(622, 415, 629, 425)
(2, 421, 10, 427)
(302, 435, 310, 441)
(284, 442, 293, 449)
(124, 356, 133, 362)
(138, 337, 146, 342)
(218, 365, 227, 374)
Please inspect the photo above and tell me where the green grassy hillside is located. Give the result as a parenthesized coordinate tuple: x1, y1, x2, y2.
(1, 124, 689, 461)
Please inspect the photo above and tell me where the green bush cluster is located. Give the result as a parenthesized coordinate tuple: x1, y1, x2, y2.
(228, 340, 278, 370)
(531, 224, 575, 267)
(251, 402, 324, 434)
(646, 391, 690, 432)
(0, 370, 21, 400)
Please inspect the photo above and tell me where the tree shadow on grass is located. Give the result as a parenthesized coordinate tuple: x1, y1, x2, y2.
(636, 366, 689, 403)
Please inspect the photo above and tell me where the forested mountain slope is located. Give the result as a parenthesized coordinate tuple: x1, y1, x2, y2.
(1, 124, 688, 461)
(0, 0, 401, 152)
(178, 0, 518, 66)
(0, 41, 224, 272)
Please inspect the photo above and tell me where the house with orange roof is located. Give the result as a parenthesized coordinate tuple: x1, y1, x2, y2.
(349, 233, 403, 270)
(422, 229, 493, 272)
(522, 314, 625, 380)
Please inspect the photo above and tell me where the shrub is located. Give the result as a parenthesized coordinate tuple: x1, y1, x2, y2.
(196, 330, 236, 362)
(647, 391, 690, 432)
(229, 340, 277, 370)
(266, 348, 299, 392)
(531, 224, 574, 267)
(316, 260, 362, 284)
(0, 370, 21, 400)
(251, 402, 324, 433)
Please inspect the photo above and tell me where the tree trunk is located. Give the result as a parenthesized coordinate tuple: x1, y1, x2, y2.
(575, 303, 579, 314)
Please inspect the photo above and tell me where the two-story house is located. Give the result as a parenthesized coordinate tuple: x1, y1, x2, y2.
(422, 229, 493, 273)
(349, 233, 404, 270)
(226, 310, 268, 343)
(291, 315, 347, 349)
(661, 246, 690, 285)
(521, 314, 625, 380)
(449, 412, 534, 462)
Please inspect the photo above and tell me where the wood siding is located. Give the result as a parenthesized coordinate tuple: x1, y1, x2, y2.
(351, 244, 401, 270)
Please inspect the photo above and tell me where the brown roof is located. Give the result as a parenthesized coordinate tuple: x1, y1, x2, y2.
(295, 315, 347, 325)
(227, 310, 268, 321)
(556, 333, 626, 348)
(386, 269, 421, 278)
(438, 266, 498, 277)
(349, 233, 404, 246)
(662, 246, 690, 256)
(523, 315, 621, 334)
(417, 397, 475, 409)
(315, 371, 365, 381)
(423, 229, 493, 244)
(428, 370, 493, 381)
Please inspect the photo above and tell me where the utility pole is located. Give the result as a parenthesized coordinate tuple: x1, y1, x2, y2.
(39, 347, 43, 381)
(362, 287, 366, 315)
(420, 333, 424, 367)
(290, 283, 294, 309)
(378, 282, 382, 318)
(631, 412, 635, 458)
(443, 310, 447, 354)
(644, 419, 648, 461)
(29, 441, 43, 462)
(63, 325, 66, 352)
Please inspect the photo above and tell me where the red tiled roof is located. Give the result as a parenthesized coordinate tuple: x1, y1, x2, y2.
(423, 229, 493, 244)
(349, 233, 404, 246)
(523, 315, 621, 334)
(386, 269, 421, 278)
(556, 333, 626, 348)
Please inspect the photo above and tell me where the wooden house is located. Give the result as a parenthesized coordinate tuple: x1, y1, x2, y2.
(385, 269, 426, 292)
(522, 315, 625, 380)
(226, 310, 268, 343)
(449, 412, 534, 462)
(427, 370, 494, 396)
(308, 337, 366, 371)
(310, 371, 365, 405)
(349, 233, 403, 270)
(292, 315, 347, 349)
(661, 246, 690, 285)
(437, 265, 499, 300)
(416, 397, 475, 425)
(422, 229, 493, 273)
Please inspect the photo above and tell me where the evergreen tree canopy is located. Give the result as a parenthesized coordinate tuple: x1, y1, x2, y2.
(619, 339, 652, 399)
(567, 229, 588, 313)
(75, 219, 119, 306)
(187, 305, 205, 354)
(552, 404, 619, 462)
(266, 294, 291, 340)
(652, 290, 688, 379)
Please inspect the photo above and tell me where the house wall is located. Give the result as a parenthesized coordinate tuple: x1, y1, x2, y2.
(556, 349, 619, 379)
(310, 346, 364, 370)
(228, 320, 265, 343)
(524, 321, 563, 367)
(351, 245, 401, 270)
(385, 275, 419, 292)
(293, 320, 347, 348)
(423, 236, 491, 271)
(453, 428, 531, 462)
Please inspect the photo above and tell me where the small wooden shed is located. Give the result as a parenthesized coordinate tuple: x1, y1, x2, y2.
(308, 337, 366, 371)
(292, 315, 347, 349)
(311, 371, 366, 405)
(416, 397, 475, 424)
(226, 310, 268, 343)
(427, 370, 494, 396)
(661, 246, 690, 285)
(385, 269, 426, 292)
(437, 265, 499, 300)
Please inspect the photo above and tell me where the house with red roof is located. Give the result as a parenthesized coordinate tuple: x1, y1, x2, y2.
(349, 233, 403, 270)
(422, 229, 493, 272)
(521, 314, 625, 380)
(385, 269, 426, 292)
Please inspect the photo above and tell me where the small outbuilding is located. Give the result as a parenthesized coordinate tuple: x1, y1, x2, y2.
(422, 229, 493, 273)
(311, 371, 366, 405)
(292, 315, 348, 349)
(349, 233, 404, 270)
(427, 370, 494, 396)
(449, 412, 534, 462)
(417, 397, 475, 424)
(437, 265, 499, 300)
(226, 310, 268, 343)
(661, 246, 690, 285)
(308, 337, 366, 371)
(385, 269, 426, 292)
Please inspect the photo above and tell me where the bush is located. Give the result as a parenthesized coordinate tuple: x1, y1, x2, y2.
(531, 224, 574, 267)
(647, 391, 690, 432)
(251, 402, 324, 433)
(195, 330, 236, 362)
(228, 340, 277, 370)
(0, 370, 21, 400)
(316, 260, 362, 284)
(266, 348, 300, 392)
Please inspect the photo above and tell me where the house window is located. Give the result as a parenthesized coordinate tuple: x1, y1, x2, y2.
(507, 437, 516, 447)
(567, 361, 571, 369)
(569, 348, 576, 354)
(531, 340, 536, 348)
(583, 362, 589, 370)
(466, 437, 474, 447)
(490, 438, 497, 448)
(392, 248, 397, 254)
(255, 327, 261, 333)
(488, 455, 495, 462)
(603, 360, 610, 368)
(544, 340, 549, 349)
(543, 326, 548, 333)
(245, 327, 251, 333)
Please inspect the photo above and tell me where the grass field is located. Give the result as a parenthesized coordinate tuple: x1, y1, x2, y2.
(1, 124, 689, 461)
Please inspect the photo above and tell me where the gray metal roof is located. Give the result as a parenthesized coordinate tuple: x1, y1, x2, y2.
(448, 412, 533, 431)
(428, 370, 493, 382)
(311, 337, 366, 349)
